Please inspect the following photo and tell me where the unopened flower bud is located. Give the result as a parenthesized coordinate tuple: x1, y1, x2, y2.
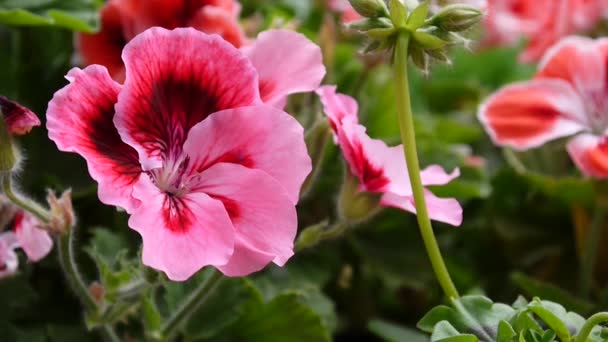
(0, 96, 40, 173)
(47, 190, 75, 234)
(338, 171, 381, 223)
(348, 0, 389, 18)
(295, 221, 329, 251)
(431, 4, 482, 32)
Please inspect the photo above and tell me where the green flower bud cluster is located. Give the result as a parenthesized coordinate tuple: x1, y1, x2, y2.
(347, 0, 482, 72)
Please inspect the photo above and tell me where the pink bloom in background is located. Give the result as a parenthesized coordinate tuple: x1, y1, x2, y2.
(478, 36, 608, 178)
(0, 96, 41, 136)
(78, 0, 246, 81)
(328, 0, 362, 23)
(48, 27, 324, 281)
(13, 211, 53, 262)
(316, 86, 463, 226)
(0, 232, 18, 278)
(483, 0, 603, 62)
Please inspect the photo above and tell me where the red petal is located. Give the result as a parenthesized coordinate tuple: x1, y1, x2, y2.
(478, 79, 587, 150)
(47, 66, 141, 212)
(0, 96, 40, 135)
(77, 1, 128, 81)
(189, 6, 247, 47)
(114, 27, 260, 170)
(567, 134, 608, 178)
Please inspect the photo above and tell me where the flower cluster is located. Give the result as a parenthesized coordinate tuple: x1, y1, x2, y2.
(0, 199, 53, 279)
(478, 36, 608, 178)
(317, 86, 463, 226)
(483, 0, 607, 62)
(49, 27, 325, 281)
(78, 0, 246, 81)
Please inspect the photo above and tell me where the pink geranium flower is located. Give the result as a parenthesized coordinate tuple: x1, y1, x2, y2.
(13, 211, 53, 262)
(78, 0, 247, 81)
(0, 96, 41, 136)
(483, 0, 603, 62)
(478, 36, 608, 178)
(316, 86, 463, 226)
(48, 27, 324, 281)
(328, 0, 363, 23)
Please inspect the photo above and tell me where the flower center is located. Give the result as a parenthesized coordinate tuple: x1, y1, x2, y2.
(586, 92, 608, 136)
(149, 157, 191, 196)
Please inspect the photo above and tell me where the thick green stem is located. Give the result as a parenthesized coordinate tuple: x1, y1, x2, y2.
(161, 270, 224, 340)
(58, 227, 120, 342)
(576, 312, 608, 342)
(580, 207, 606, 298)
(394, 32, 459, 299)
(2, 174, 51, 223)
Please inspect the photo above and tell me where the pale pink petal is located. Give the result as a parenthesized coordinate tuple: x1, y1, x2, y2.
(536, 36, 605, 97)
(216, 238, 275, 277)
(13, 211, 53, 262)
(567, 134, 608, 178)
(315, 85, 359, 134)
(420, 166, 461, 187)
(47, 66, 141, 213)
(381, 190, 463, 226)
(128, 174, 235, 281)
(182, 105, 311, 204)
(244, 29, 325, 106)
(477, 79, 588, 150)
(0, 232, 18, 278)
(194, 163, 297, 274)
(0, 96, 40, 136)
(114, 27, 260, 170)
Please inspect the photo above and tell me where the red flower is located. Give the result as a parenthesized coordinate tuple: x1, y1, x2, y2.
(78, 0, 246, 81)
(0, 96, 40, 136)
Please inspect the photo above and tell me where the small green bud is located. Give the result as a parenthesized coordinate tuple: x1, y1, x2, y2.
(347, 17, 393, 32)
(338, 171, 381, 223)
(431, 4, 482, 32)
(348, 0, 389, 18)
(0, 116, 17, 173)
(295, 221, 329, 251)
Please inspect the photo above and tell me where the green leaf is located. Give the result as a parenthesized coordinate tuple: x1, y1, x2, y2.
(412, 31, 446, 50)
(431, 321, 478, 341)
(183, 278, 262, 340)
(527, 299, 584, 341)
(418, 296, 516, 341)
(368, 319, 428, 342)
(407, 1, 429, 29)
(512, 272, 594, 315)
(389, 0, 407, 27)
(497, 320, 516, 342)
(0, 0, 101, 32)
(216, 293, 332, 342)
(141, 297, 161, 339)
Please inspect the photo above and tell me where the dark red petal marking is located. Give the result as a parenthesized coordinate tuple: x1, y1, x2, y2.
(0, 96, 41, 136)
(115, 27, 260, 167)
(351, 140, 389, 192)
(47, 66, 141, 212)
(162, 195, 194, 233)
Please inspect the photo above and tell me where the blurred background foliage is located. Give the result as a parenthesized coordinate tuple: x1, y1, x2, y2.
(1, 0, 606, 341)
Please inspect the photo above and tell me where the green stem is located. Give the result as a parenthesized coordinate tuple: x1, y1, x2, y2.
(394, 32, 459, 300)
(575, 312, 608, 342)
(58, 227, 120, 342)
(161, 270, 224, 340)
(2, 174, 51, 223)
(580, 207, 606, 298)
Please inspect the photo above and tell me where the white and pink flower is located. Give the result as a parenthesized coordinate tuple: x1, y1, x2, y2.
(316, 86, 463, 226)
(478, 36, 608, 178)
(48, 27, 325, 281)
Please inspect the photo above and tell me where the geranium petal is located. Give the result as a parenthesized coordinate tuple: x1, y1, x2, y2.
(420, 165, 461, 187)
(13, 211, 52, 262)
(189, 6, 247, 47)
(216, 238, 275, 277)
(114, 27, 260, 170)
(195, 163, 297, 275)
(0, 232, 18, 279)
(182, 105, 311, 203)
(47, 66, 141, 212)
(381, 190, 463, 226)
(567, 134, 608, 178)
(0, 96, 40, 135)
(77, 1, 129, 80)
(316, 85, 359, 133)
(536, 36, 605, 96)
(243, 29, 325, 106)
(129, 174, 235, 281)
(478, 79, 588, 150)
